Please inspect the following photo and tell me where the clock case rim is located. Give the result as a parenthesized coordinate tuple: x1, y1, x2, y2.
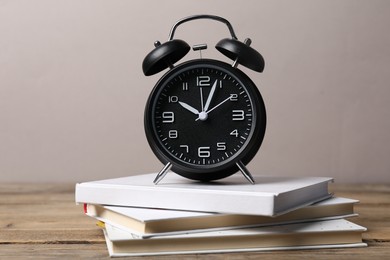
(144, 59, 266, 182)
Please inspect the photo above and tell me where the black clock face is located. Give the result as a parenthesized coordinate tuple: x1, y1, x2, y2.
(145, 59, 266, 181)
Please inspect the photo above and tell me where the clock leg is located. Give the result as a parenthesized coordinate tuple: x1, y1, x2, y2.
(153, 162, 172, 184)
(236, 161, 255, 184)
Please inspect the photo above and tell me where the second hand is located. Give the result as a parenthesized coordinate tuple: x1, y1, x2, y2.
(195, 96, 232, 121)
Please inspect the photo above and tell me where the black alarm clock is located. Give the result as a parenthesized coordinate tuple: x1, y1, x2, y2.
(142, 15, 266, 184)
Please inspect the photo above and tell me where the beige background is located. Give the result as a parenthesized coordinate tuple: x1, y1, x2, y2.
(1, 0, 389, 183)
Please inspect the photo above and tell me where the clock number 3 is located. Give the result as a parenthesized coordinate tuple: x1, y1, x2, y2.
(232, 110, 245, 121)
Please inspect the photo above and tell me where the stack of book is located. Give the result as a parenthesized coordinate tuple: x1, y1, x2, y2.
(75, 173, 366, 257)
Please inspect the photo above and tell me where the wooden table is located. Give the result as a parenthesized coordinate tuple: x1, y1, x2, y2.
(0, 183, 389, 259)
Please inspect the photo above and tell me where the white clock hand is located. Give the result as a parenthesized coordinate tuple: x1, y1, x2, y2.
(200, 87, 205, 111)
(179, 101, 200, 115)
(203, 79, 218, 112)
(205, 96, 232, 114)
(195, 95, 232, 121)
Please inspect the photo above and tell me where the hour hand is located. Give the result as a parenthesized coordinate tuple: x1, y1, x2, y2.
(179, 101, 200, 115)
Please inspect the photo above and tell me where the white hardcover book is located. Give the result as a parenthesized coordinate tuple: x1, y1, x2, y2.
(101, 219, 367, 257)
(76, 172, 333, 216)
(85, 197, 358, 238)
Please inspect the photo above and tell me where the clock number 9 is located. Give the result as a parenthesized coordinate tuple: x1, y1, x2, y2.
(162, 111, 174, 123)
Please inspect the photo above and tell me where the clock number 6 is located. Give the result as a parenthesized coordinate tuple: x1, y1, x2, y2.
(198, 147, 211, 158)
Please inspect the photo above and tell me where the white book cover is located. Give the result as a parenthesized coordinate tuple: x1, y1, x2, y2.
(76, 172, 333, 216)
(85, 197, 358, 238)
(101, 219, 367, 257)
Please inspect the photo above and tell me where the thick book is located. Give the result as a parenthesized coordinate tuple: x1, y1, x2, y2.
(101, 219, 367, 257)
(75, 173, 333, 216)
(84, 197, 358, 238)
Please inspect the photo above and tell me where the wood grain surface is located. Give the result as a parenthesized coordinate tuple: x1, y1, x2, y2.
(0, 182, 389, 259)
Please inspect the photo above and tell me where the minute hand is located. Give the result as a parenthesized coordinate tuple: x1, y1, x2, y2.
(203, 79, 218, 112)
